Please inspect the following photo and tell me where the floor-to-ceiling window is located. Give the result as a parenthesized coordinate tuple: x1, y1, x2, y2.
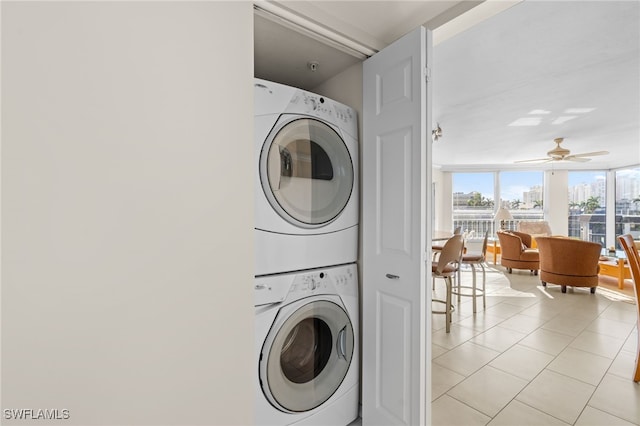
(448, 168, 638, 247)
(568, 171, 606, 245)
(499, 171, 544, 223)
(452, 172, 495, 237)
(615, 166, 640, 247)
(452, 171, 544, 237)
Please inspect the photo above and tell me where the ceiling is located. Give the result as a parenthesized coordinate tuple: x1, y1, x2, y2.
(254, 0, 485, 88)
(254, 1, 640, 171)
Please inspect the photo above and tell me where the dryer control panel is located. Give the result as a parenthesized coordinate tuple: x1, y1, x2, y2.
(286, 90, 356, 128)
(255, 78, 358, 140)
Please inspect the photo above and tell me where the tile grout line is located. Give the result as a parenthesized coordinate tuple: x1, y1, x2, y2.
(432, 266, 640, 425)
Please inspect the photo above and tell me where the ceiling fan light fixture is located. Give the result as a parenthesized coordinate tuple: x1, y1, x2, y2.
(432, 123, 442, 142)
(547, 137, 570, 158)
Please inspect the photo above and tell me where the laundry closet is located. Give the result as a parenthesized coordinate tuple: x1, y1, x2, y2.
(253, 9, 364, 425)
(253, 3, 433, 425)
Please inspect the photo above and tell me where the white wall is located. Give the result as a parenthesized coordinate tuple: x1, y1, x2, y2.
(544, 170, 569, 235)
(1, 2, 254, 425)
(432, 169, 452, 232)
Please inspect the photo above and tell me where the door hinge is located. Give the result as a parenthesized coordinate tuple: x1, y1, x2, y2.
(424, 67, 431, 83)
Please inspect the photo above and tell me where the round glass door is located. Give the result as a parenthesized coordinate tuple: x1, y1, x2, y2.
(261, 117, 354, 227)
(260, 300, 354, 413)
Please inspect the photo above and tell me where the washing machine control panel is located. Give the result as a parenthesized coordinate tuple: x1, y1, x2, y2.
(254, 264, 357, 307)
(332, 267, 357, 297)
(254, 280, 286, 307)
(289, 265, 357, 298)
(298, 272, 329, 293)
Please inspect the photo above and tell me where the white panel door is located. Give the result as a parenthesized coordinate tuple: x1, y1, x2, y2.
(362, 27, 432, 425)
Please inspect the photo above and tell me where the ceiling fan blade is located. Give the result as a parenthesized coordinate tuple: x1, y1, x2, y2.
(569, 150, 609, 158)
(518, 139, 609, 165)
(565, 156, 591, 162)
(514, 157, 552, 163)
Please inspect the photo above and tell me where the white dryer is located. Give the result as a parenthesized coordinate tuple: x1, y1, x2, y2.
(254, 78, 359, 276)
(254, 263, 359, 426)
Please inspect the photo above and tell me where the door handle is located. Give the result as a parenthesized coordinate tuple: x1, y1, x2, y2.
(386, 274, 400, 280)
(337, 327, 347, 360)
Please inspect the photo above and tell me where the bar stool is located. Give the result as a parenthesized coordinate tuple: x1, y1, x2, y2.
(432, 227, 462, 291)
(432, 226, 462, 260)
(432, 234, 464, 333)
(454, 230, 488, 313)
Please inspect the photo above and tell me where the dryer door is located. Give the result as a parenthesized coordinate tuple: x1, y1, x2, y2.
(259, 297, 354, 413)
(260, 116, 354, 228)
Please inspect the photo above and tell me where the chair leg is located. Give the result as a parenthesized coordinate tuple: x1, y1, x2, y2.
(634, 329, 640, 382)
(590, 287, 596, 294)
(480, 262, 486, 310)
(445, 276, 452, 333)
(457, 266, 461, 304)
(470, 263, 477, 313)
(561, 285, 567, 293)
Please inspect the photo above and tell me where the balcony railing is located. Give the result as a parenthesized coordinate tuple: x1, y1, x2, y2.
(453, 208, 543, 240)
(452, 218, 514, 240)
(453, 210, 640, 248)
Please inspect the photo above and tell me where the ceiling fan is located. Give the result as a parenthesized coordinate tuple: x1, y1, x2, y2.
(432, 123, 443, 142)
(515, 137, 609, 163)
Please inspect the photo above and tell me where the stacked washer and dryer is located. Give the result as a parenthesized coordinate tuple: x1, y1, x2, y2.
(254, 78, 360, 426)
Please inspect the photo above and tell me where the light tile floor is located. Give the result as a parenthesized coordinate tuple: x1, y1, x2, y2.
(431, 264, 640, 425)
(348, 264, 638, 426)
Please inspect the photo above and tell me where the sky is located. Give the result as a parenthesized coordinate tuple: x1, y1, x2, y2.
(453, 171, 544, 202)
(452, 171, 608, 202)
(567, 171, 606, 186)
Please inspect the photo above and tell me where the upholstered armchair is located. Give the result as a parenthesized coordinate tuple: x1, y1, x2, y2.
(496, 230, 540, 274)
(536, 236, 601, 294)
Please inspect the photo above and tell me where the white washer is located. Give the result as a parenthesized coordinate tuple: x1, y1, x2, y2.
(255, 78, 359, 276)
(255, 263, 359, 426)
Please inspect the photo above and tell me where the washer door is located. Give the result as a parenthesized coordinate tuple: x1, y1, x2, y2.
(260, 298, 354, 413)
(260, 116, 354, 228)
